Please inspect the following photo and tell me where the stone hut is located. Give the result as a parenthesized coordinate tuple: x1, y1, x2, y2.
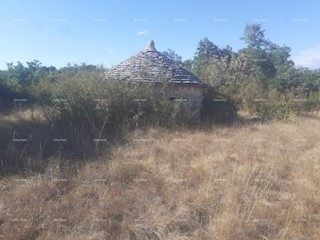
(105, 40, 207, 122)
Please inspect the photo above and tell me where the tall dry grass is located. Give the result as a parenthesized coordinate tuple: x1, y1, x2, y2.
(1, 115, 320, 239)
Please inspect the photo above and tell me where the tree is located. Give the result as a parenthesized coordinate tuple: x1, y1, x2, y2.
(194, 37, 221, 63)
(206, 53, 255, 107)
(269, 45, 296, 92)
(6, 61, 32, 88)
(239, 24, 296, 90)
(240, 23, 270, 49)
(182, 59, 194, 72)
(193, 37, 222, 80)
(220, 45, 234, 62)
(0, 71, 14, 105)
(26, 60, 42, 71)
(162, 49, 182, 64)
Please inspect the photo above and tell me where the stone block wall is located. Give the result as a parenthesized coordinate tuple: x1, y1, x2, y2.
(165, 85, 204, 123)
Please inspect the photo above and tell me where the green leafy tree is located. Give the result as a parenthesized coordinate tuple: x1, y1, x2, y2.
(240, 23, 271, 49)
(239, 24, 295, 92)
(182, 59, 194, 72)
(193, 38, 222, 80)
(206, 53, 255, 108)
(162, 49, 183, 64)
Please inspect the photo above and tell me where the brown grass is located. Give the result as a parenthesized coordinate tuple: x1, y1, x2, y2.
(0, 108, 45, 126)
(1, 116, 320, 239)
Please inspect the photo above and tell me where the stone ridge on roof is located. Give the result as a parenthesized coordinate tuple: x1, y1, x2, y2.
(105, 40, 206, 87)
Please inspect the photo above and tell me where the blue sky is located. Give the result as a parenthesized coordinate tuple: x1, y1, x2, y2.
(0, 0, 320, 70)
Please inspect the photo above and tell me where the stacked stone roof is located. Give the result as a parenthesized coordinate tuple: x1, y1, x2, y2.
(105, 40, 206, 88)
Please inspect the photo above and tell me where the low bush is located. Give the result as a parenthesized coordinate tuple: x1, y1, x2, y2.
(291, 92, 320, 115)
(201, 86, 237, 122)
(246, 89, 291, 121)
(39, 69, 191, 143)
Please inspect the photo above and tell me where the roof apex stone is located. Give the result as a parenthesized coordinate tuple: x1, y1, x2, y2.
(144, 40, 156, 52)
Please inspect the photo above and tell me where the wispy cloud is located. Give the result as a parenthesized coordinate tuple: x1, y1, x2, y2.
(173, 18, 187, 22)
(292, 45, 320, 69)
(136, 30, 149, 36)
(293, 18, 308, 22)
(212, 18, 227, 22)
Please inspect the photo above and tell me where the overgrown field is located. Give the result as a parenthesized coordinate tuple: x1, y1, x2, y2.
(1, 114, 320, 239)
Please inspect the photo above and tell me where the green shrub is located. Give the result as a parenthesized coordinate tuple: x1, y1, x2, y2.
(201, 86, 237, 122)
(291, 92, 320, 115)
(247, 89, 290, 121)
(40, 70, 191, 133)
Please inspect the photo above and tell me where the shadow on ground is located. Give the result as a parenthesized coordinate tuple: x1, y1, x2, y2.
(0, 108, 264, 177)
(0, 108, 120, 177)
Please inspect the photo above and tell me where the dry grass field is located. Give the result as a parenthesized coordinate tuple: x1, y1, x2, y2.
(0, 113, 320, 239)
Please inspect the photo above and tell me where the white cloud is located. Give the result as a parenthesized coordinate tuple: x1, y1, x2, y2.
(253, 18, 267, 22)
(173, 18, 187, 22)
(107, 49, 114, 53)
(212, 18, 227, 22)
(136, 30, 149, 36)
(93, 58, 108, 62)
(293, 18, 308, 22)
(292, 45, 320, 69)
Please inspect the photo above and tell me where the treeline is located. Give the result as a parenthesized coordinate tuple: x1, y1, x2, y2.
(0, 61, 98, 108)
(1, 23, 320, 122)
(177, 23, 320, 120)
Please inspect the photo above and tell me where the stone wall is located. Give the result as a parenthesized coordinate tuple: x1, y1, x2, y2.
(164, 85, 204, 123)
(133, 82, 205, 123)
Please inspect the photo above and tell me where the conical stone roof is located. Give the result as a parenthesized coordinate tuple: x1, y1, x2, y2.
(105, 40, 206, 87)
